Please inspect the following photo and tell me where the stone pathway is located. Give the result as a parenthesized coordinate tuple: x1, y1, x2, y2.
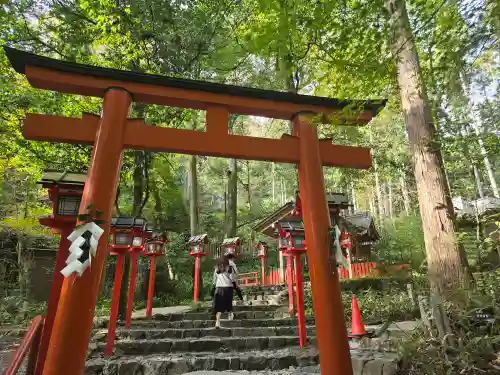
(85, 286, 413, 375)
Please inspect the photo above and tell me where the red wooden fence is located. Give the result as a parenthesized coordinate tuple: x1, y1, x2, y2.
(338, 262, 377, 279)
(237, 262, 378, 287)
(237, 272, 260, 287)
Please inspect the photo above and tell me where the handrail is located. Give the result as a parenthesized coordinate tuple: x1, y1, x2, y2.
(3, 315, 44, 375)
(238, 272, 260, 287)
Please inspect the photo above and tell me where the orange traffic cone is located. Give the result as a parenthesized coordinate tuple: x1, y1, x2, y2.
(349, 294, 372, 338)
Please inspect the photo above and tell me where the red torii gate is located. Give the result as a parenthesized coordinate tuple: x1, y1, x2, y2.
(4, 46, 385, 375)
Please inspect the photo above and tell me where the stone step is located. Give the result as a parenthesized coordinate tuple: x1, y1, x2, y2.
(94, 326, 318, 342)
(147, 311, 276, 321)
(85, 347, 400, 375)
(121, 317, 316, 329)
(194, 305, 282, 312)
(85, 347, 320, 375)
(93, 335, 317, 356)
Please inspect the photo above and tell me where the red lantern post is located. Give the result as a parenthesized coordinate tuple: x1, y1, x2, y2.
(35, 171, 86, 375)
(143, 228, 167, 318)
(279, 220, 307, 348)
(105, 217, 146, 356)
(125, 218, 147, 328)
(188, 234, 208, 304)
(278, 227, 295, 317)
(256, 241, 268, 285)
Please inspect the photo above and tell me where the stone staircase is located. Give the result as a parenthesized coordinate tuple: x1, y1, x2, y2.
(85, 286, 404, 375)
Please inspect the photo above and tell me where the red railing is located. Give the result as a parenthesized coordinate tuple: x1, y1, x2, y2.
(338, 262, 377, 279)
(3, 315, 44, 375)
(240, 262, 379, 287)
(266, 269, 282, 285)
(237, 272, 260, 287)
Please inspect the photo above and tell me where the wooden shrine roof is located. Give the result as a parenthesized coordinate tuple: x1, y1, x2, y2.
(4, 46, 387, 121)
(39, 170, 87, 186)
(188, 234, 209, 245)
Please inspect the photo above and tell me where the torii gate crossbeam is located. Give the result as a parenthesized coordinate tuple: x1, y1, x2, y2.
(4, 46, 386, 375)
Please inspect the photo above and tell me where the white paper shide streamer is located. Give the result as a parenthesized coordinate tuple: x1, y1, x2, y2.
(61, 222, 104, 277)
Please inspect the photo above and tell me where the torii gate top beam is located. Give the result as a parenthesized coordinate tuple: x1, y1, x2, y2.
(4, 47, 385, 123)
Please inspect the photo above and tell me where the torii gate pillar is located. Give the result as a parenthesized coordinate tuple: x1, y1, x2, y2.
(294, 115, 352, 374)
(42, 89, 132, 375)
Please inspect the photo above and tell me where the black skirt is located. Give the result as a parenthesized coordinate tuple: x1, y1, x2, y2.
(212, 286, 234, 313)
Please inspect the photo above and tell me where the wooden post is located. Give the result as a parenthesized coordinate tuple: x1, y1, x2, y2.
(146, 256, 157, 318)
(193, 256, 201, 304)
(293, 115, 352, 375)
(407, 283, 416, 308)
(294, 254, 306, 348)
(125, 252, 138, 328)
(42, 88, 131, 375)
(260, 257, 266, 286)
(35, 224, 73, 375)
(286, 255, 295, 316)
(105, 254, 125, 356)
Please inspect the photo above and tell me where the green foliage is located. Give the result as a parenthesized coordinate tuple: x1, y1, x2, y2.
(339, 275, 414, 293)
(397, 294, 500, 375)
(375, 215, 426, 268)
(304, 288, 420, 324)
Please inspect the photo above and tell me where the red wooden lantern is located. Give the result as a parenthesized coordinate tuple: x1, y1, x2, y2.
(109, 217, 135, 255)
(278, 219, 307, 348)
(221, 237, 241, 257)
(143, 227, 168, 318)
(256, 241, 268, 286)
(189, 234, 208, 256)
(279, 220, 307, 255)
(36, 170, 86, 375)
(256, 241, 268, 259)
(188, 234, 209, 304)
(143, 229, 168, 256)
(39, 170, 86, 225)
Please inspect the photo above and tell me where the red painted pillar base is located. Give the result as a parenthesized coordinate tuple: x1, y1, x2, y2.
(286, 254, 295, 316)
(125, 252, 138, 329)
(105, 254, 125, 356)
(146, 256, 157, 318)
(294, 254, 306, 348)
(193, 256, 201, 304)
(260, 257, 266, 286)
(35, 224, 73, 375)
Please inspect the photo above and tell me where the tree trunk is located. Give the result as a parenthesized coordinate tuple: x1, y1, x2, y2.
(226, 158, 237, 237)
(246, 160, 252, 211)
(400, 172, 410, 215)
(152, 184, 163, 229)
(189, 155, 199, 236)
(462, 125, 485, 199)
(272, 163, 276, 203)
(369, 190, 375, 216)
(472, 122, 499, 198)
(388, 180, 394, 220)
(350, 181, 357, 213)
(472, 165, 484, 199)
(385, 0, 471, 298)
(369, 127, 384, 218)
